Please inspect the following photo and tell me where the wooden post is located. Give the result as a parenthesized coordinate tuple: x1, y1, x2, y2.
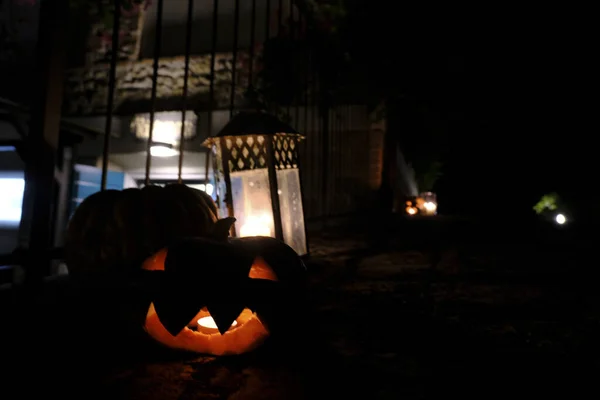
(20, 0, 69, 286)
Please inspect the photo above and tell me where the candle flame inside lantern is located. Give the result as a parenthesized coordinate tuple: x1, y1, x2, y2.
(197, 316, 238, 331)
(423, 201, 437, 213)
(239, 214, 272, 237)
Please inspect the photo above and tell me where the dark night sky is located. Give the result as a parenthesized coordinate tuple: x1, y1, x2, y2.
(345, 2, 592, 215)
(1, 1, 592, 217)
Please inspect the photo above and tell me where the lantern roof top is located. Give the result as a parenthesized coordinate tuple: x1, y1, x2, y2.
(215, 111, 302, 138)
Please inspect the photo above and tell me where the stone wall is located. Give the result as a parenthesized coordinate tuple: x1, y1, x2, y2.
(63, 52, 250, 116)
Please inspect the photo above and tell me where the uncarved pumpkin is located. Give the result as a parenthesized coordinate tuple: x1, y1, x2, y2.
(65, 184, 219, 277)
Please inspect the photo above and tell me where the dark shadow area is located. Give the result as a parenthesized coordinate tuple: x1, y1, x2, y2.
(1, 217, 598, 399)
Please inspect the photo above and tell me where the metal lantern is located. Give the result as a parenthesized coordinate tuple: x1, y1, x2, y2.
(418, 191, 438, 215)
(202, 112, 308, 256)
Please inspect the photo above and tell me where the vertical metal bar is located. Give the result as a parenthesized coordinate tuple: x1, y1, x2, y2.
(205, 1, 219, 200)
(345, 107, 349, 210)
(295, 136, 310, 256)
(309, 48, 317, 218)
(212, 147, 221, 209)
(339, 107, 342, 214)
(264, 0, 271, 112)
(101, 0, 121, 190)
(301, 11, 308, 134)
(229, 0, 240, 119)
(332, 109, 337, 214)
(266, 138, 284, 241)
(299, 9, 311, 219)
(335, 106, 345, 214)
(248, 0, 257, 87)
(314, 63, 321, 217)
(287, 0, 294, 118)
(331, 109, 337, 215)
(219, 138, 236, 236)
(344, 106, 350, 211)
(326, 107, 333, 218)
(335, 109, 340, 214)
(321, 102, 330, 221)
(344, 104, 352, 211)
(144, 0, 164, 186)
(342, 108, 346, 212)
(265, 0, 271, 38)
(346, 105, 352, 210)
(204, 150, 211, 185)
(22, 0, 69, 285)
(313, 46, 323, 218)
(340, 106, 345, 212)
(53, 146, 73, 247)
(208, 0, 219, 136)
(177, 0, 195, 183)
(339, 107, 344, 213)
(278, 0, 283, 36)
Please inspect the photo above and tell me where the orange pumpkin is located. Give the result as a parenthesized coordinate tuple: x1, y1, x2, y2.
(143, 252, 274, 355)
(65, 184, 305, 357)
(65, 184, 219, 278)
(141, 237, 306, 356)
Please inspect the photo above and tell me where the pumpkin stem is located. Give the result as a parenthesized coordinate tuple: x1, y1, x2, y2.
(212, 217, 237, 241)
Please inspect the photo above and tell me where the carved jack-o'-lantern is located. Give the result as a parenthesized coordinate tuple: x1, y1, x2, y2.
(141, 236, 306, 356)
(65, 184, 305, 357)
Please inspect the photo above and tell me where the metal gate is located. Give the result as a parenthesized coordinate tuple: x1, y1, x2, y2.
(0, 0, 381, 286)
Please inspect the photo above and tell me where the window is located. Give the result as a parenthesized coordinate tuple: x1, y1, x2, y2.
(138, 181, 214, 196)
(0, 175, 25, 227)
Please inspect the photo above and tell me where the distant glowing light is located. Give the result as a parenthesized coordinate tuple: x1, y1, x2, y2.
(406, 207, 417, 215)
(187, 183, 214, 196)
(423, 201, 437, 213)
(555, 213, 566, 225)
(0, 178, 25, 225)
(150, 144, 178, 157)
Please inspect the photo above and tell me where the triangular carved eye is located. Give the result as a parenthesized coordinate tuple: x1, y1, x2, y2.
(248, 257, 278, 281)
(142, 248, 168, 271)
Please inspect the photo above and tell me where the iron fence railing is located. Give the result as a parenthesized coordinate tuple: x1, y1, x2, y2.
(0, 0, 375, 287)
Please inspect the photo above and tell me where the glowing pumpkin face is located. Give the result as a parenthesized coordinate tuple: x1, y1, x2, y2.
(141, 238, 301, 356)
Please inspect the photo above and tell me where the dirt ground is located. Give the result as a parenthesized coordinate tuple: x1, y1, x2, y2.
(5, 219, 599, 399)
(65, 222, 598, 400)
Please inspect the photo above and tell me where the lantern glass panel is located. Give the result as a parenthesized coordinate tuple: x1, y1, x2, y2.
(418, 191, 438, 215)
(212, 146, 228, 217)
(230, 169, 275, 238)
(276, 168, 306, 255)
